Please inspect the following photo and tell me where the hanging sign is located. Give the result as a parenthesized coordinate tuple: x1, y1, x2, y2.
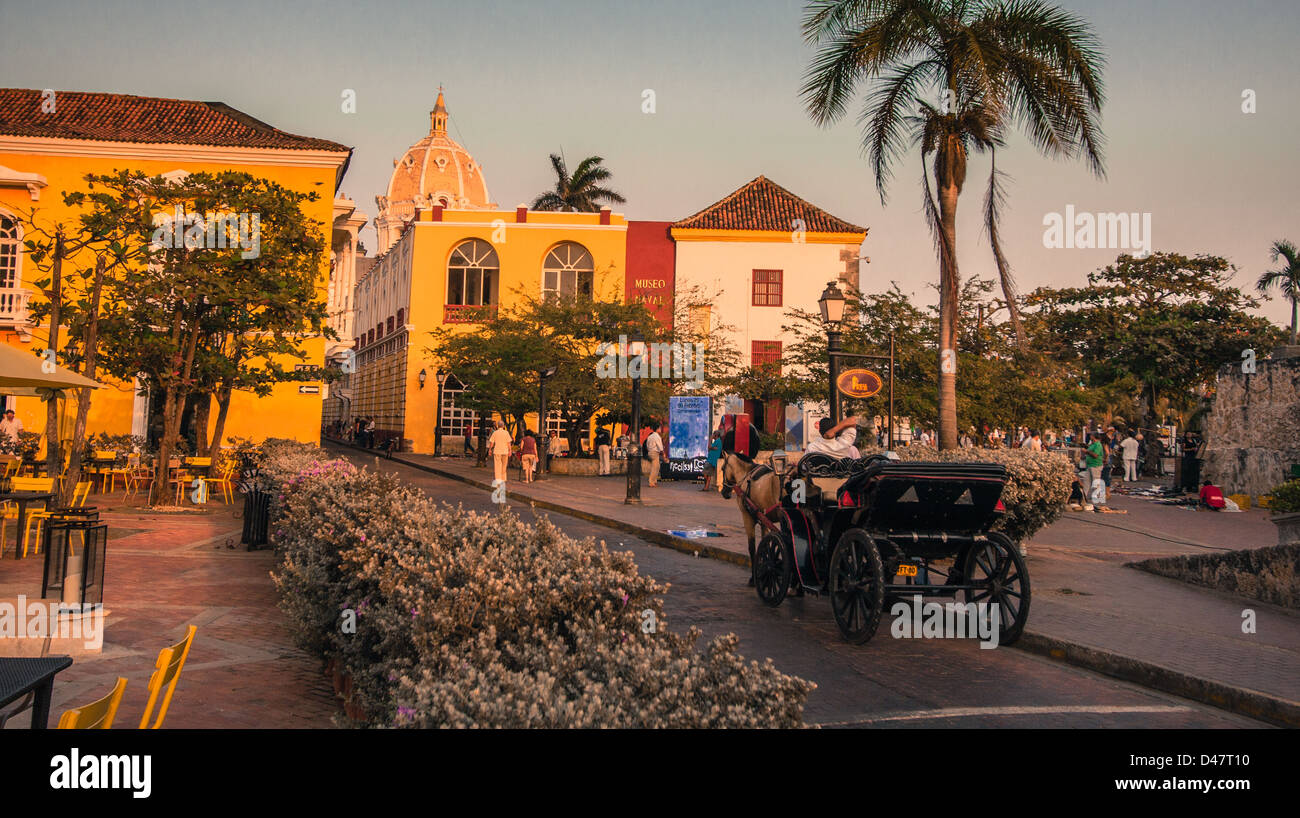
(836, 368, 883, 398)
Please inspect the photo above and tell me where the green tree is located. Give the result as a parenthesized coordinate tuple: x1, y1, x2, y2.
(1026, 251, 1284, 434)
(1256, 239, 1300, 345)
(71, 169, 327, 505)
(801, 0, 1107, 448)
(531, 154, 627, 212)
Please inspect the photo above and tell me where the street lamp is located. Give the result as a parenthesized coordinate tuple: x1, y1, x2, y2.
(818, 280, 847, 423)
(625, 334, 646, 505)
(417, 368, 427, 389)
(433, 368, 448, 455)
(537, 365, 557, 476)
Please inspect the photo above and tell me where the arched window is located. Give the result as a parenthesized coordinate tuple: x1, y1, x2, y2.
(447, 239, 499, 306)
(0, 214, 21, 289)
(542, 242, 594, 299)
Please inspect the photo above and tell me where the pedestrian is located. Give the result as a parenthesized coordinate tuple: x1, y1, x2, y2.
(595, 426, 612, 475)
(960, 429, 973, 449)
(919, 428, 931, 447)
(1120, 430, 1140, 482)
(463, 425, 474, 457)
(644, 424, 664, 487)
(547, 430, 563, 460)
(703, 429, 723, 492)
(0, 408, 22, 445)
(1199, 479, 1226, 510)
(487, 420, 513, 485)
(519, 431, 538, 482)
(1181, 432, 1200, 492)
(1085, 432, 1107, 508)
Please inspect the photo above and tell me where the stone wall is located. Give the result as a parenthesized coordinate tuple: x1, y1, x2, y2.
(1204, 354, 1300, 497)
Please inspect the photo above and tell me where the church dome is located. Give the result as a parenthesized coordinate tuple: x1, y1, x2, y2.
(374, 90, 495, 252)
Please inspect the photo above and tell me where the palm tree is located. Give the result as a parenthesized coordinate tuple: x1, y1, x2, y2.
(1257, 239, 1300, 345)
(531, 154, 627, 212)
(801, 0, 1106, 448)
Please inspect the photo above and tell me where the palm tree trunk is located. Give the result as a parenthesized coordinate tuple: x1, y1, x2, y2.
(1291, 295, 1297, 345)
(937, 181, 961, 450)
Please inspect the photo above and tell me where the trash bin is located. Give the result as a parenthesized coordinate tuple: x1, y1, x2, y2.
(240, 475, 271, 550)
(41, 512, 107, 612)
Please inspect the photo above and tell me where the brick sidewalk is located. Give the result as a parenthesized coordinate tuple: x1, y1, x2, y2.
(373, 448, 1300, 714)
(0, 501, 337, 729)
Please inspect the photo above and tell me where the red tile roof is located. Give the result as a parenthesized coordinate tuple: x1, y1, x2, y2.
(672, 175, 866, 234)
(0, 88, 349, 152)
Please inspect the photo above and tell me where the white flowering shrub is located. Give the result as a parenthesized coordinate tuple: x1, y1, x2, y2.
(266, 445, 815, 728)
(859, 446, 1073, 544)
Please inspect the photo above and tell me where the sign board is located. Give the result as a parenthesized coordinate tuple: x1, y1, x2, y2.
(785, 404, 803, 452)
(298, 385, 320, 395)
(668, 395, 711, 480)
(836, 368, 883, 398)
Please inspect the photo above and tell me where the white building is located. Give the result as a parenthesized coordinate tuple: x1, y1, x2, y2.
(670, 175, 867, 433)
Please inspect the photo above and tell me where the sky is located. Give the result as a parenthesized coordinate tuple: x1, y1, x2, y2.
(2, 0, 1297, 326)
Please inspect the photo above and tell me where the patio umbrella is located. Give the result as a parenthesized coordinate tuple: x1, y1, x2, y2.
(0, 343, 104, 394)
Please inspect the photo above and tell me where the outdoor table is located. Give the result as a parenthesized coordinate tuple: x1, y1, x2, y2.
(0, 491, 55, 559)
(0, 656, 73, 728)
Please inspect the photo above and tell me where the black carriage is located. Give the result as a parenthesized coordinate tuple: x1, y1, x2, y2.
(742, 453, 1030, 645)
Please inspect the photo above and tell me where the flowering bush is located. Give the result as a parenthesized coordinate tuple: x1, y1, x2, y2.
(267, 444, 814, 728)
(857, 446, 1073, 544)
(1266, 480, 1300, 515)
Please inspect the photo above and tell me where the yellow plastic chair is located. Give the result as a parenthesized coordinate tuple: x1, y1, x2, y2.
(23, 479, 90, 559)
(140, 625, 197, 729)
(7, 477, 54, 558)
(57, 678, 128, 729)
(206, 461, 235, 505)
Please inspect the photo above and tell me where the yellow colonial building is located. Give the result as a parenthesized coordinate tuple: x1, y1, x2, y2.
(0, 88, 356, 448)
(349, 92, 626, 452)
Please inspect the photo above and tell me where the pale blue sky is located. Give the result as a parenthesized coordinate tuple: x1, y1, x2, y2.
(2, 0, 1297, 326)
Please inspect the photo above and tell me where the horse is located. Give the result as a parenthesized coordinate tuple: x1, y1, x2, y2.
(719, 450, 785, 584)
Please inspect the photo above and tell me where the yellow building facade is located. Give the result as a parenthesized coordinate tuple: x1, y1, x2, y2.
(350, 205, 627, 453)
(0, 89, 352, 448)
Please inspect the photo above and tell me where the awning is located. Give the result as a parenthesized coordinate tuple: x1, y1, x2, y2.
(0, 342, 105, 394)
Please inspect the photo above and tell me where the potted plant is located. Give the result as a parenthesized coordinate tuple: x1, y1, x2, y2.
(1266, 479, 1300, 545)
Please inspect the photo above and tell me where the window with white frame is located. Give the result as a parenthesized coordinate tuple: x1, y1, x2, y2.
(544, 410, 567, 436)
(542, 242, 594, 299)
(447, 239, 498, 306)
(0, 215, 21, 289)
(440, 381, 478, 435)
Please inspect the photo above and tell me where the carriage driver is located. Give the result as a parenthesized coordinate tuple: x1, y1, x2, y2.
(805, 416, 862, 459)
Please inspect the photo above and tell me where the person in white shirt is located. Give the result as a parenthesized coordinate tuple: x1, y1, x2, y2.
(0, 409, 22, 445)
(1120, 432, 1141, 482)
(806, 416, 861, 459)
(487, 420, 514, 484)
(919, 429, 931, 447)
(643, 427, 664, 487)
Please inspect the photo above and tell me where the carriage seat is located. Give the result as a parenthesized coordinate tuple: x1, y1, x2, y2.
(792, 452, 860, 505)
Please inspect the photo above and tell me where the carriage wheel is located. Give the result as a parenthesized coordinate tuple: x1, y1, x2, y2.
(828, 529, 886, 644)
(753, 532, 793, 607)
(963, 532, 1031, 645)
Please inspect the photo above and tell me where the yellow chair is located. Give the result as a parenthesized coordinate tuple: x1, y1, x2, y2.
(206, 461, 235, 505)
(126, 465, 154, 500)
(57, 678, 128, 729)
(140, 625, 197, 729)
(28, 480, 92, 557)
(7, 477, 54, 559)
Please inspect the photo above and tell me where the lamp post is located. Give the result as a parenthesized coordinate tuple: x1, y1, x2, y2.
(625, 335, 646, 505)
(433, 369, 448, 455)
(537, 365, 557, 476)
(818, 280, 847, 423)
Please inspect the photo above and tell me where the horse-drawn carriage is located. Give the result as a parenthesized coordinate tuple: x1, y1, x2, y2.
(723, 451, 1030, 646)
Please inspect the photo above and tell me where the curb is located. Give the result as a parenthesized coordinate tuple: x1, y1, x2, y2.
(1013, 632, 1300, 728)
(326, 439, 1296, 728)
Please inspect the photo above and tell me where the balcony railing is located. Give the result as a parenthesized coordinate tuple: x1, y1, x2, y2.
(443, 303, 498, 324)
(0, 287, 31, 326)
